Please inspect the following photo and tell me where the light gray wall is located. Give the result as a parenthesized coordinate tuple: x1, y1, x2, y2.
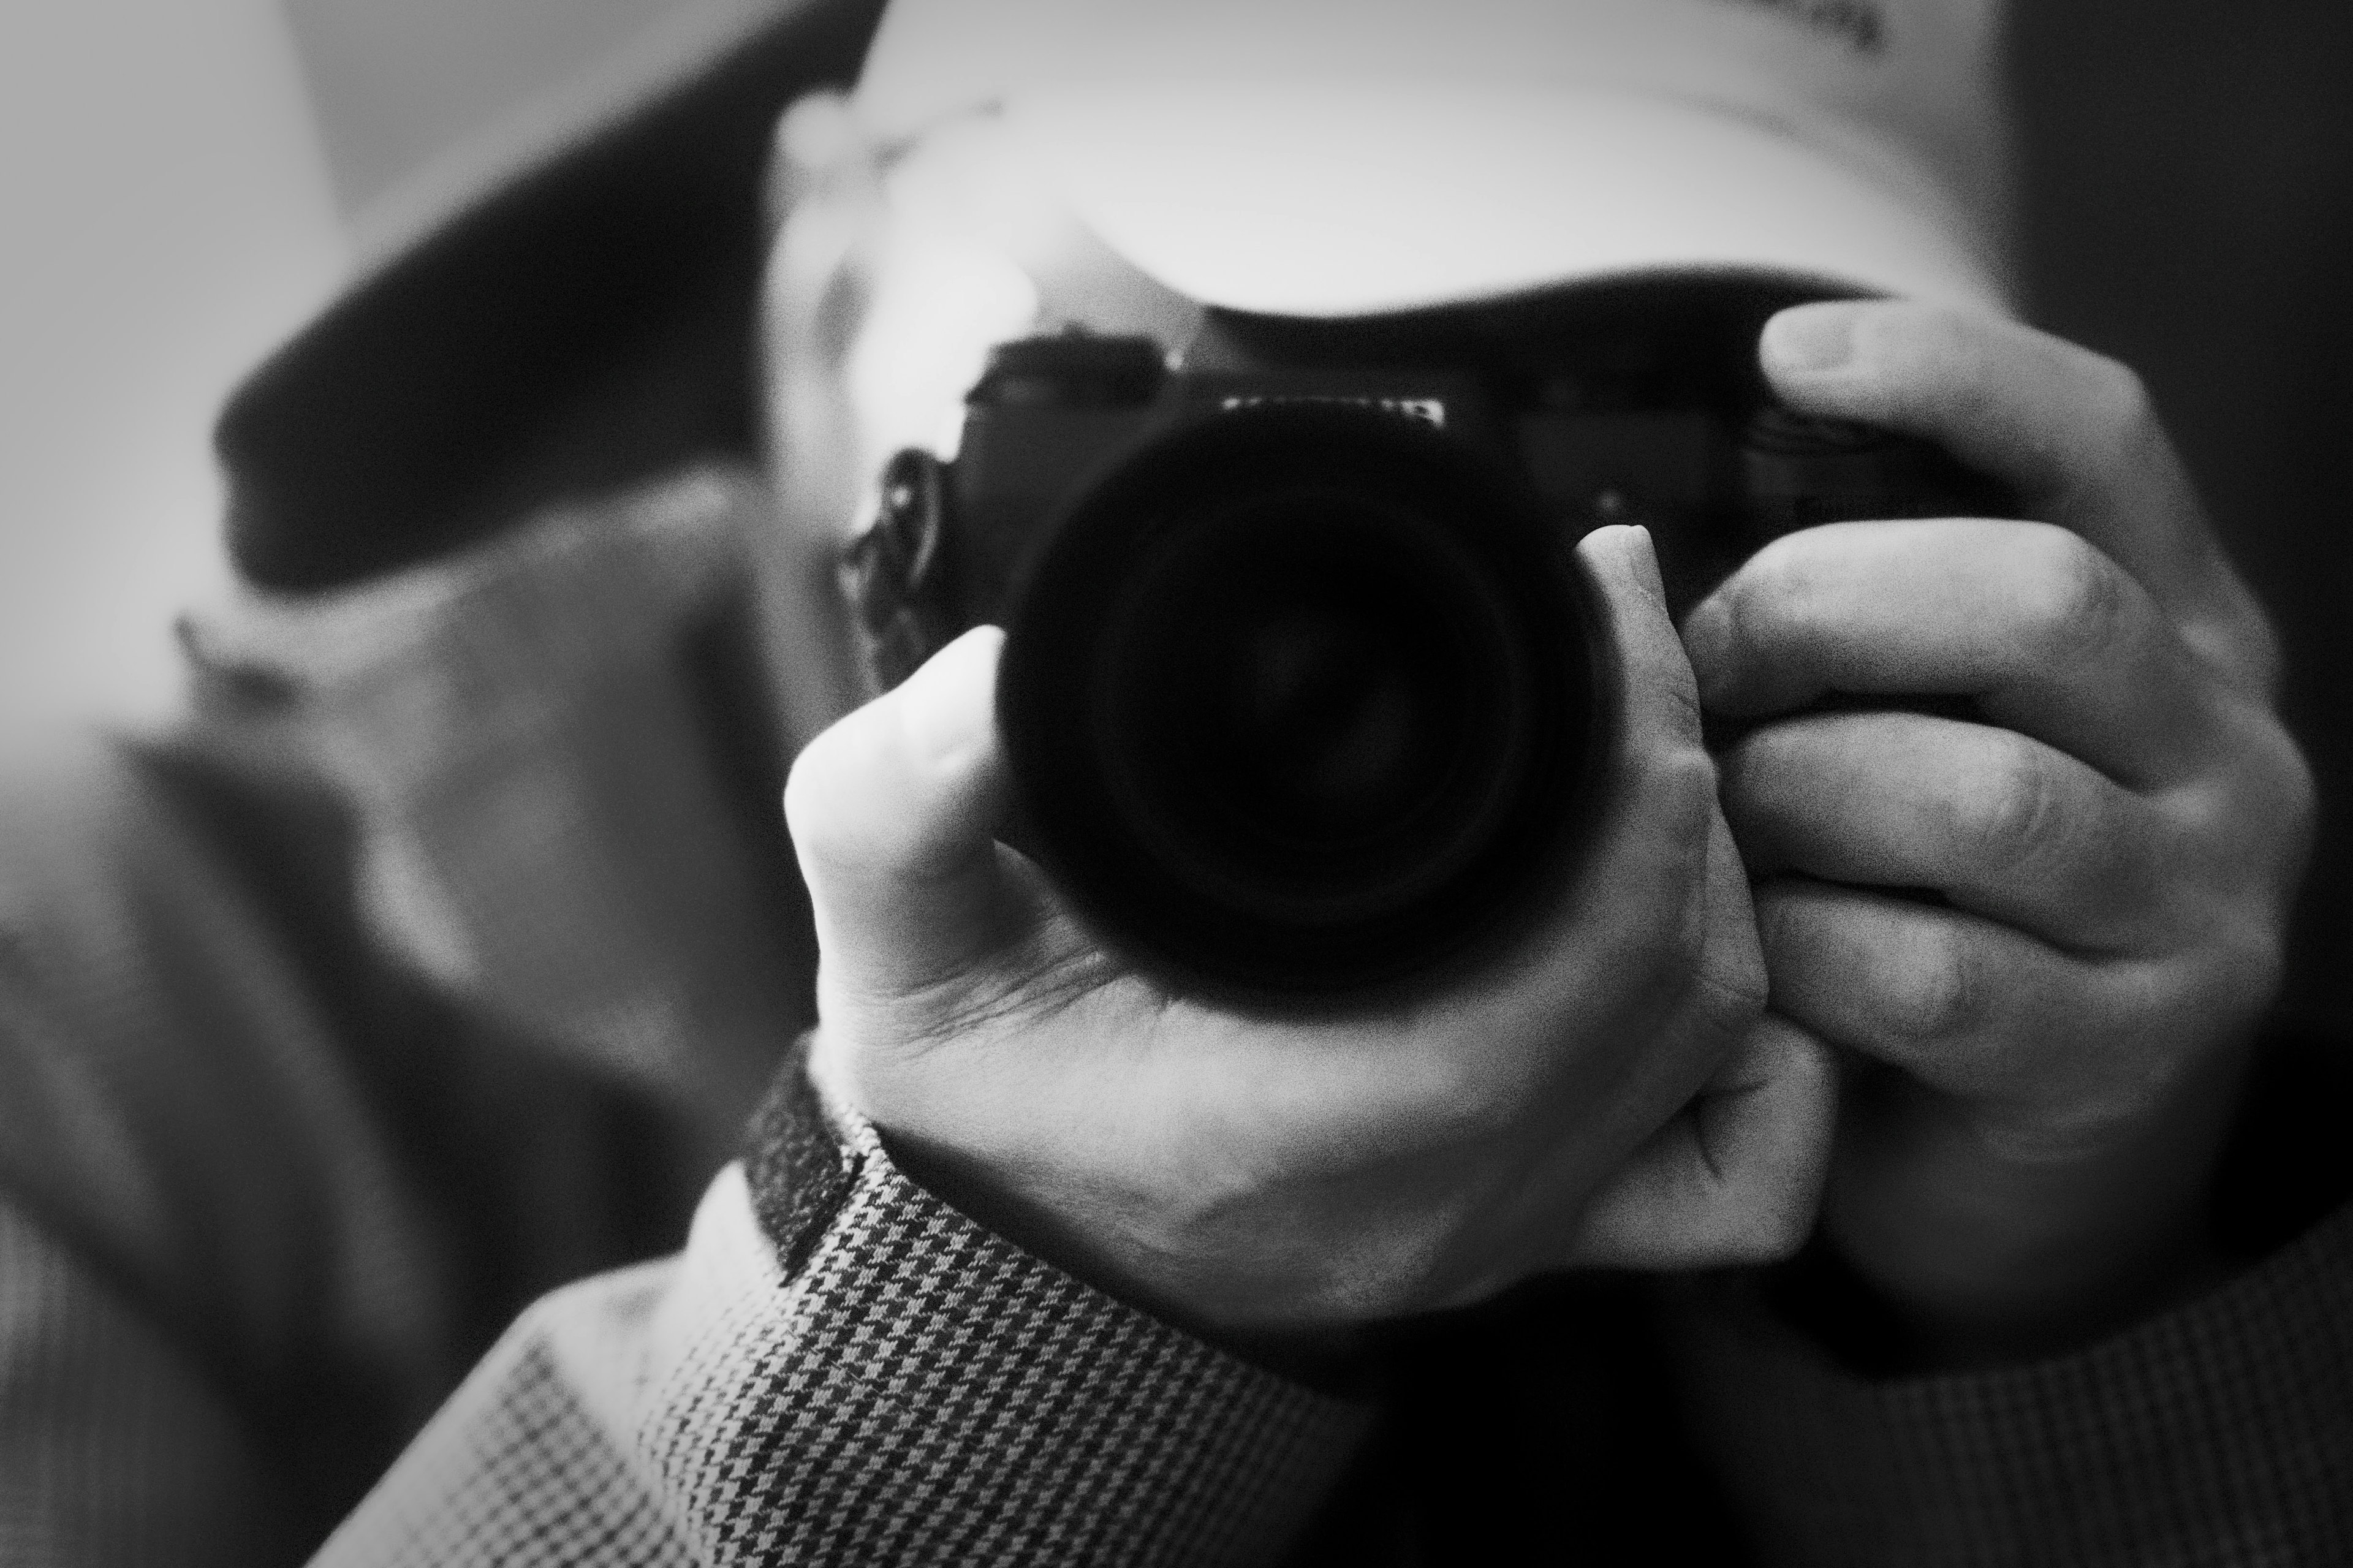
(0, 0, 343, 738)
(281, 0, 729, 224)
(0, 0, 741, 737)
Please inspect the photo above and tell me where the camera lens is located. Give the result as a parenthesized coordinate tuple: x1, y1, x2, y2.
(998, 403, 1604, 1002)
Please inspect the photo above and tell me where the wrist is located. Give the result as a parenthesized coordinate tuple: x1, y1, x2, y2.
(871, 1119, 1388, 1385)
(1774, 1211, 2230, 1378)
(781, 1034, 1389, 1385)
(1875, 1215, 2227, 1373)
(1813, 1074, 2243, 1371)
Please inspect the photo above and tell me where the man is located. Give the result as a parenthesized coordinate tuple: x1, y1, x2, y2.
(0, 0, 2343, 1563)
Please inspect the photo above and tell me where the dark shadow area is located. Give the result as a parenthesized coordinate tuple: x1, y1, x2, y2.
(2014, 0, 2353, 1035)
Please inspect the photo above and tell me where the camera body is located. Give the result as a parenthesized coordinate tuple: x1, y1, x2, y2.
(839, 318, 2007, 1006)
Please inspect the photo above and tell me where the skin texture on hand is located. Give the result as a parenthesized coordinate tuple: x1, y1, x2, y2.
(1686, 301, 2315, 1365)
(784, 525, 1835, 1345)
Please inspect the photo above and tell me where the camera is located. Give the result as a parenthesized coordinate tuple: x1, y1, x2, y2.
(837, 292, 2009, 1006)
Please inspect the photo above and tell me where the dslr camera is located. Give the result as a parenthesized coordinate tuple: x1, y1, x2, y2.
(838, 285, 2007, 1006)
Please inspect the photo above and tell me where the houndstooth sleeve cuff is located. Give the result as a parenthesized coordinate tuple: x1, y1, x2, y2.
(688, 1051, 1373, 1563)
(314, 1046, 1368, 1566)
(1664, 1202, 2353, 1566)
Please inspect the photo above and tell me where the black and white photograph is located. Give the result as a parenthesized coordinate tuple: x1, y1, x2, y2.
(2, 1, 2349, 1561)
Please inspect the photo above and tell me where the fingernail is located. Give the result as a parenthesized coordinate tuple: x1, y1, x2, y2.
(1578, 522, 1667, 607)
(1622, 524, 1667, 604)
(1761, 304, 1862, 373)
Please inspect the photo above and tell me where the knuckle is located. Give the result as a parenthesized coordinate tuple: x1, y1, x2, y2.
(1703, 538, 1809, 668)
(2243, 616, 2289, 703)
(2083, 354, 2158, 449)
(781, 729, 852, 857)
(2020, 528, 2129, 665)
(1958, 735, 2069, 877)
(2227, 928, 2289, 1022)
(2182, 712, 2314, 896)
(2261, 729, 2320, 871)
(1746, 1196, 1818, 1264)
(1627, 746, 1718, 873)
(1710, 1184, 1817, 1267)
(2063, 352, 2175, 495)
(1884, 928, 1984, 1052)
(2173, 903, 2290, 1034)
(1735, 534, 1823, 631)
(1719, 1062, 1834, 1265)
(1411, 1051, 1530, 1148)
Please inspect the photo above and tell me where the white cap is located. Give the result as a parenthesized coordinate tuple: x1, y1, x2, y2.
(854, 0, 2014, 317)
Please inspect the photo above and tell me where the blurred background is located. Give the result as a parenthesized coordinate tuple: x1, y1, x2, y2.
(0, 0, 735, 737)
(2, 0, 2351, 1024)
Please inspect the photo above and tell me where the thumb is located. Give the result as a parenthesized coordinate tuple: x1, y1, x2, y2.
(1559, 1013, 1838, 1270)
(784, 626, 1016, 1001)
(1580, 521, 1706, 763)
(1756, 300, 2274, 684)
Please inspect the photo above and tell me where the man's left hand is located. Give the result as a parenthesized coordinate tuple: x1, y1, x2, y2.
(1684, 301, 2314, 1364)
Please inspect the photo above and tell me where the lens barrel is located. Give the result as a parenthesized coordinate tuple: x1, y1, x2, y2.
(996, 403, 1604, 1003)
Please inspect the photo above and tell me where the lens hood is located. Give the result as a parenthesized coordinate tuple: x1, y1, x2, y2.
(996, 401, 1605, 1004)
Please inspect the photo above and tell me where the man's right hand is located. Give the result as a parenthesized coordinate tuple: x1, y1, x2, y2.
(782, 524, 1835, 1343)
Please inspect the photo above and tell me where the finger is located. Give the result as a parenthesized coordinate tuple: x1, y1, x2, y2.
(1757, 300, 2276, 688)
(1558, 1013, 1836, 1269)
(1418, 754, 1748, 1176)
(1578, 522, 1705, 760)
(1753, 876, 2156, 1121)
(1572, 523, 1721, 911)
(784, 626, 1018, 1001)
(1686, 792, 1768, 1042)
(1464, 526, 1718, 1000)
(1721, 708, 2170, 951)
(1684, 517, 2219, 787)
(1542, 802, 1768, 1163)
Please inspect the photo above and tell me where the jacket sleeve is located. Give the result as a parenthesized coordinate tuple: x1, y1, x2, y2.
(313, 1057, 1371, 1567)
(1664, 1200, 2353, 1566)
(0, 1204, 313, 1567)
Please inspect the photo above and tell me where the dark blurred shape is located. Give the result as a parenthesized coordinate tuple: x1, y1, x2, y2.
(2014, 0, 2353, 1036)
(222, 0, 888, 593)
(995, 398, 1599, 1003)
